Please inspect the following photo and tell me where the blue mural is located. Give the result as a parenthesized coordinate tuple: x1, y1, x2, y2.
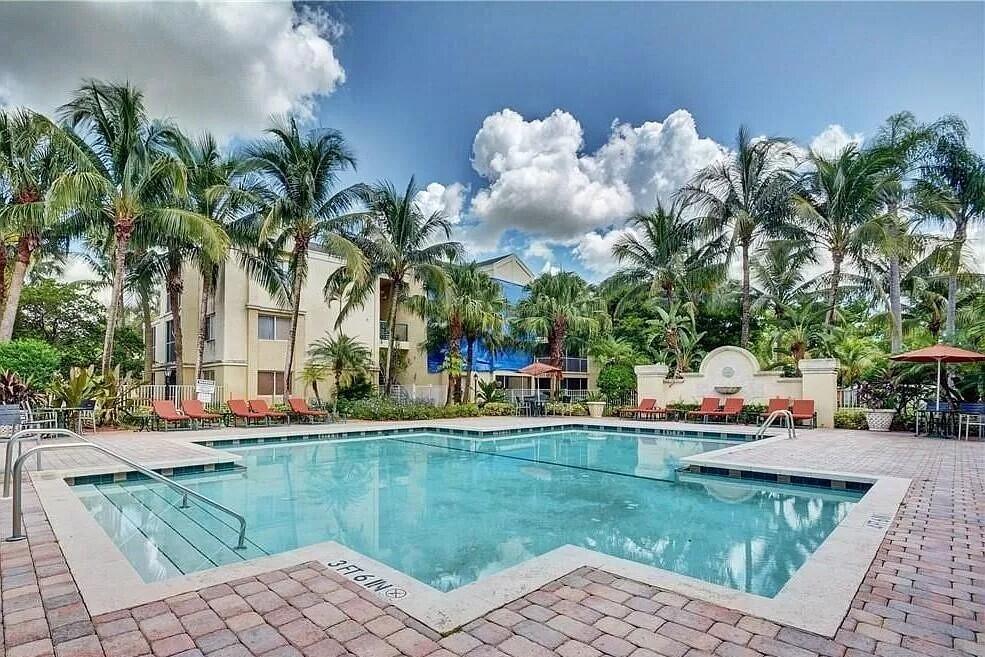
(427, 278, 534, 374)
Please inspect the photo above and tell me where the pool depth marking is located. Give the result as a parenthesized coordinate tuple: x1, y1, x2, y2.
(325, 558, 408, 599)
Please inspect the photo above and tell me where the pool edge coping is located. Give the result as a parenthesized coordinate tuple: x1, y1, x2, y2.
(28, 423, 907, 638)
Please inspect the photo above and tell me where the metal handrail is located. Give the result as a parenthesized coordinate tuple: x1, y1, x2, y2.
(754, 409, 797, 441)
(3, 428, 86, 497)
(5, 441, 247, 549)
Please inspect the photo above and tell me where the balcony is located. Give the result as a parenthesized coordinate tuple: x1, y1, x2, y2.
(536, 356, 588, 373)
(380, 321, 409, 343)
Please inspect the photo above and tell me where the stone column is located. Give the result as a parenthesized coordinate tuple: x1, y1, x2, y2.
(798, 358, 839, 428)
(635, 364, 670, 405)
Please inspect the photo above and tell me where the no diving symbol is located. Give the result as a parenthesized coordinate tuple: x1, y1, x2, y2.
(385, 588, 407, 599)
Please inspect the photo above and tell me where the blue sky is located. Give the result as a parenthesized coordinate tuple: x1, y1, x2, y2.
(1, 1, 982, 280)
(314, 1, 985, 276)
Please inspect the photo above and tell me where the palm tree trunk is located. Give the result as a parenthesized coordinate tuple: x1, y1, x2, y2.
(825, 251, 843, 325)
(0, 247, 9, 321)
(549, 319, 566, 396)
(102, 223, 133, 375)
(888, 254, 903, 352)
(165, 261, 185, 388)
(464, 337, 476, 403)
(194, 270, 212, 379)
(740, 242, 751, 348)
(140, 291, 153, 383)
(945, 217, 966, 340)
(446, 314, 462, 406)
(382, 279, 400, 394)
(284, 255, 305, 398)
(0, 236, 33, 341)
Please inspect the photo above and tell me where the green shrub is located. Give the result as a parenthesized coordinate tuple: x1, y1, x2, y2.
(480, 402, 516, 416)
(597, 363, 636, 405)
(545, 401, 587, 416)
(336, 396, 481, 421)
(667, 401, 698, 412)
(0, 338, 61, 385)
(336, 375, 375, 401)
(834, 409, 867, 430)
(737, 403, 767, 424)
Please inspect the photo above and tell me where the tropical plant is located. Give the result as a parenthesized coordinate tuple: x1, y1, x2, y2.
(475, 379, 506, 406)
(306, 332, 372, 410)
(0, 370, 37, 405)
(325, 177, 461, 393)
(794, 144, 896, 323)
(54, 81, 227, 374)
(917, 116, 985, 339)
(596, 362, 636, 405)
(0, 338, 61, 384)
(611, 200, 727, 305)
(512, 271, 610, 377)
(750, 240, 816, 319)
(645, 300, 703, 375)
(683, 127, 799, 346)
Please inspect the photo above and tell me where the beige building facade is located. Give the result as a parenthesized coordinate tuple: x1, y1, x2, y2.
(152, 252, 596, 402)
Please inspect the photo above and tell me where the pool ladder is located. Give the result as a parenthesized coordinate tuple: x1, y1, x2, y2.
(1, 428, 248, 548)
(754, 410, 797, 441)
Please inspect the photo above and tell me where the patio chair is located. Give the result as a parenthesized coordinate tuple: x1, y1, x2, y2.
(77, 399, 97, 434)
(619, 398, 656, 419)
(181, 399, 224, 428)
(151, 400, 193, 431)
(759, 398, 791, 421)
(20, 401, 57, 432)
(287, 397, 329, 423)
(0, 403, 23, 437)
(687, 397, 722, 423)
(249, 399, 290, 424)
(790, 399, 817, 429)
(227, 399, 269, 427)
(715, 397, 745, 423)
(958, 402, 985, 441)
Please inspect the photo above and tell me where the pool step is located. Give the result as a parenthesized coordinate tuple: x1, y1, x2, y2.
(74, 479, 268, 581)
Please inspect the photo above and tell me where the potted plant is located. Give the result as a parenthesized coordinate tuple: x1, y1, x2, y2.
(584, 391, 607, 418)
(855, 380, 899, 432)
(864, 407, 896, 432)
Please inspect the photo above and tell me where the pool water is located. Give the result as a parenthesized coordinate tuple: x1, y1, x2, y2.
(74, 429, 860, 596)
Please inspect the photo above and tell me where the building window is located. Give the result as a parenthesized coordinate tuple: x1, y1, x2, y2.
(204, 313, 215, 342)
(165, 320, 176, 363)
(257, 371, 288, 396)
(258, 314, 292, 340)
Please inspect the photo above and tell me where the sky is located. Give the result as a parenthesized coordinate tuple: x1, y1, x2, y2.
(0, 1, 983, 280)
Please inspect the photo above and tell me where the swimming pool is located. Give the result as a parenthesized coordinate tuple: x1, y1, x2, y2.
(73, 428, 860, 597)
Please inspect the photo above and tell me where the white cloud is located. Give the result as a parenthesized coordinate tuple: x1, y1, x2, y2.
(572, 227, 639, 278)
(467, 107, 725, 258)
(0, 2, 345, 140)
(414, 182, 467, 224)
(809, 124, 863, 159)
(523, 240, 555, 261)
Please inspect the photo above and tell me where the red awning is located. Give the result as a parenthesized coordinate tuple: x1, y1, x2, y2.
(889, 344, 985, 363)
(518, 362, 562, 376)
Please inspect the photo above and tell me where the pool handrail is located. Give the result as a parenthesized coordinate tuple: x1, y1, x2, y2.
(3, 428, 89, 497)
(755, 409, 797, 440)
(4, 437, 248, 550)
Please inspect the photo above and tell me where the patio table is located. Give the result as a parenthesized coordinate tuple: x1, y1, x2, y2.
(38, 407, 90, 433)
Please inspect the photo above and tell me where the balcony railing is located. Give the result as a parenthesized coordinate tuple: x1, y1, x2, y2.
(379, 321, 409, 342)
(536, 356, 588, 373)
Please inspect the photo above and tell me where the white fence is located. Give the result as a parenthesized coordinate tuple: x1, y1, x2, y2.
(838, 387, 861, 408)
(127, 384, 228, 407)
(388, 384, 444, 405)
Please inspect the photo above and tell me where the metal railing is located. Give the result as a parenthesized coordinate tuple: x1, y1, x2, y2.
(388, 384, 442, 405)
(754, 409, 797, 441)
(128, 384, 228, 408)
(2, 429, 247, 549)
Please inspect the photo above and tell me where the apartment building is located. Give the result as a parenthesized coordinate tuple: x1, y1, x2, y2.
(152, 252, 596, 401)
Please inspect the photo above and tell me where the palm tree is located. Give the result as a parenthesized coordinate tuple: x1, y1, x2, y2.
(459, 268, 506, 403)
(750, 240, 816, 319)
(794, 144, 895, 324)
(645, 300, 702, 375)
(307, 332, 371, 411)
(0, 110, 75, 340)
(918, 117, 985, 340)
(54, 81, 226, 374)
(325, 177, 462, 394)
(683, 128, 799, 347)
(512, 272, 610, 376)
(241, 116, 369, 395)
(611, 201, 727, 306)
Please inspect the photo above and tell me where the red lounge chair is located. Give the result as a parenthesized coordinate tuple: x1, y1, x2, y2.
(287, 397, 329, 423)
(151, 400, 192, 431)
(181, 399, 224, 427)
(760, 397, 791, 420)
(715, 397, 745, 423)
(687, 397, 722, 422)
(227, 399, 268, 427)
(249, 399, 290, 424)
(790, 399, 817, 428)
(619, 398, 656, 419)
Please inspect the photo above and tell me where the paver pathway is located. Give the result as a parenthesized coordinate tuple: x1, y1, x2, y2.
(1, 427, 983, 657)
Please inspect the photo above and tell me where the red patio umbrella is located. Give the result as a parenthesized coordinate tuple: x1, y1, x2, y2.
(518, 361, 562, 395)
(889, 344, 985, 405)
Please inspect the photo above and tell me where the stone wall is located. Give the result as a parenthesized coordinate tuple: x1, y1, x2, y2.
(634, 346, 839, 427)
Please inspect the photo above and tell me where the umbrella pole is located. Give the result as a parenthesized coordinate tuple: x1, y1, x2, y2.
(936, 359, 941, 407)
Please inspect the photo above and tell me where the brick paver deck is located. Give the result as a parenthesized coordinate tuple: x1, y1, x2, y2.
(1, 427, 983, 657)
